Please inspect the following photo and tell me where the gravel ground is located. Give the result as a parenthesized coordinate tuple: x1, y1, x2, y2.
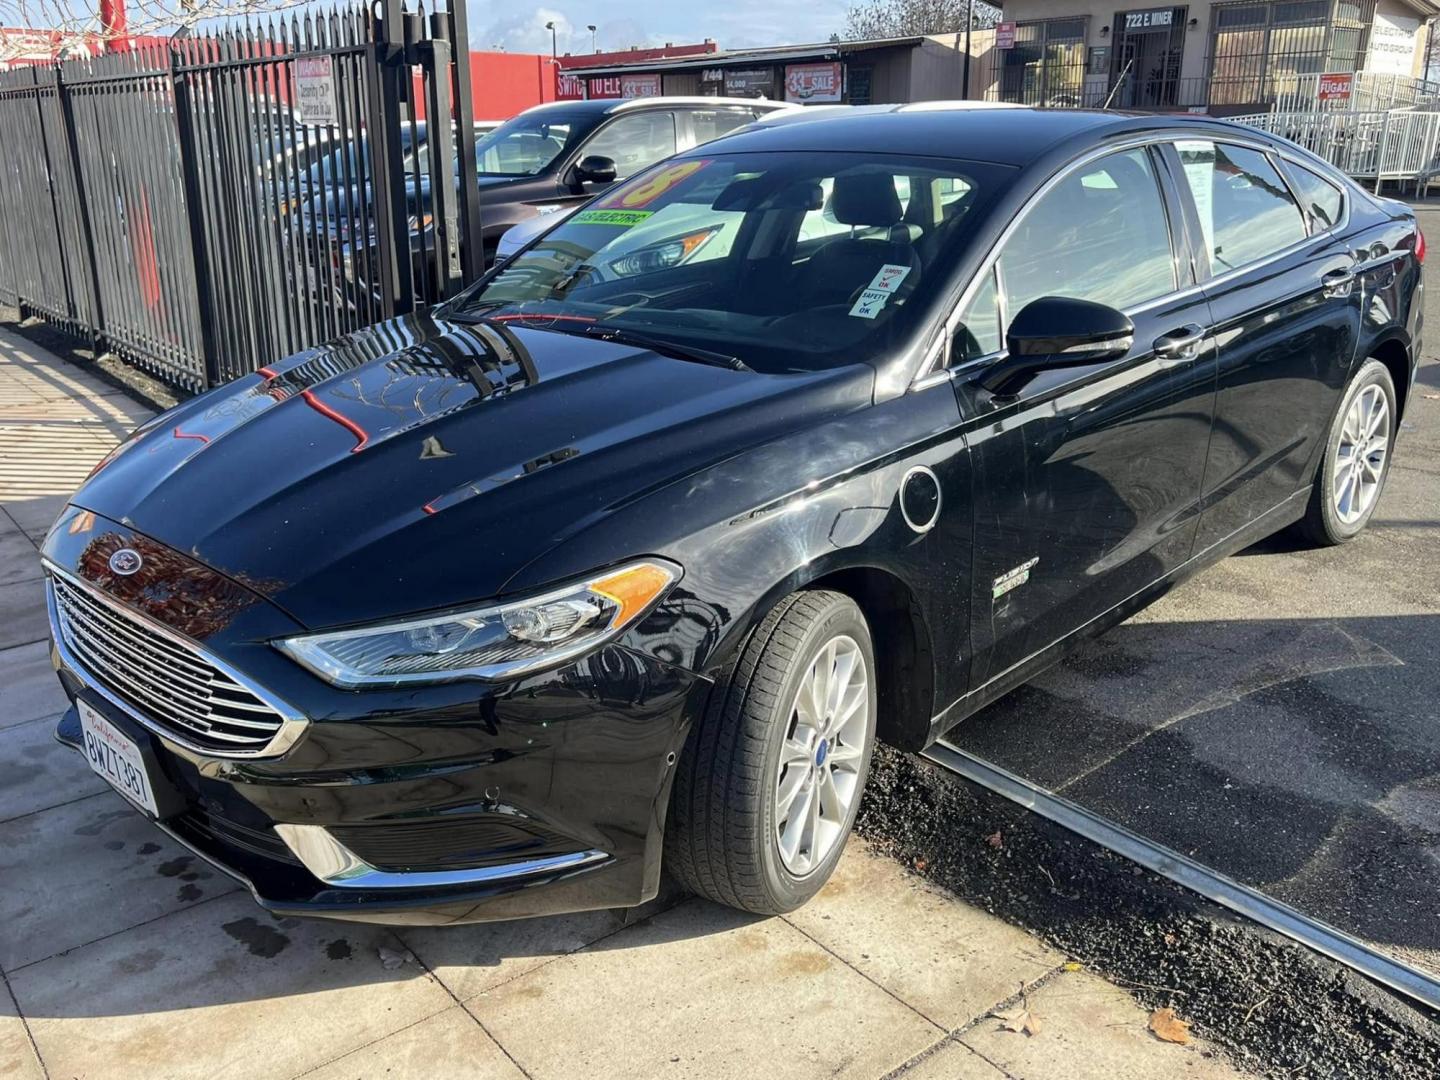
(857, 744, 1440, 1080)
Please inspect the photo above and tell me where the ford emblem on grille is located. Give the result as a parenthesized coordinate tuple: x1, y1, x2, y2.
(108, 548, 143, 576)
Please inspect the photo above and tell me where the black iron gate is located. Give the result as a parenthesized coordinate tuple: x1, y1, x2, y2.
(0, 0, 480, 392)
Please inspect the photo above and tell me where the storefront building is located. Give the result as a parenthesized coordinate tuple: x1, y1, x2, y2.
(984, 0, 1439, 113)
(560, 35, 993, 106)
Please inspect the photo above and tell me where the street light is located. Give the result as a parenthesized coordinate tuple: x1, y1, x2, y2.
(588, 24, 598, 53)
(545, 20, 557, 59)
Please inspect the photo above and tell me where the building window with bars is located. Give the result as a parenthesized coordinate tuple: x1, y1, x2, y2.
(999, 19, 1088, 106)
(1207, 0, 1377, 106)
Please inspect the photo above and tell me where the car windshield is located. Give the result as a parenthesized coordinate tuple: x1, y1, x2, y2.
(474, 113, 582, 177)
(442, 151, 999, 373)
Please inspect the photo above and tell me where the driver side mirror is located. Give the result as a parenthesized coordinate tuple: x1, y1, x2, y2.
(977, 296, 1134, 398)
(574, 155, 618, 186)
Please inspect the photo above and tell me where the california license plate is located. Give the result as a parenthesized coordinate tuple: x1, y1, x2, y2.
(77, 699, 160, 817)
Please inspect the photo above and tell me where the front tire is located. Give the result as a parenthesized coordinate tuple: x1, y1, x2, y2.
(1296, 358, 1397, 546)
(665, 591, 877, 915)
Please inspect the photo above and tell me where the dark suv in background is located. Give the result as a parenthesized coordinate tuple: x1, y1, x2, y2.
(389, 97, 792, 280)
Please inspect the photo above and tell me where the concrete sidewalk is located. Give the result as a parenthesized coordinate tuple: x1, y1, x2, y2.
(0, 324, 1250, 1080)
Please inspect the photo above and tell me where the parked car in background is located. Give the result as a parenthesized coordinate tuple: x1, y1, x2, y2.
(490, 102, 1018, 262)
(44, 105, 1420, 926)
(400, 97, 793, 274)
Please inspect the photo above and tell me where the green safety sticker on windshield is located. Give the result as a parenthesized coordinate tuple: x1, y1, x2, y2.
(571, 208, 655, 228)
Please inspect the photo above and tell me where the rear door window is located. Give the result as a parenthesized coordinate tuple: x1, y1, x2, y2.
(688, 108, 761, 146)
(1174, 141, 1308, 274)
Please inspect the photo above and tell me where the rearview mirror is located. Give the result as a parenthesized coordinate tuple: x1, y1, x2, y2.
(574, 155, 618, 185)
(978, 296, 1134, 397)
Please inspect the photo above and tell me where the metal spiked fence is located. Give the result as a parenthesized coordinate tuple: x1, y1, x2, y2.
(0, 0, 480, 392)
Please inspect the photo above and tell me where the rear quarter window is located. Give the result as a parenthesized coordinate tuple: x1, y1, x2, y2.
(1286, 162, 1346, 232)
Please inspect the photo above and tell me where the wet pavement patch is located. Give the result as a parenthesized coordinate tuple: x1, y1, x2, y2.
(943, 609, 1440, 980)
(221, 916, 291, 958)
(325, 938, 353, 960)
(858, 744, 1440, 1078)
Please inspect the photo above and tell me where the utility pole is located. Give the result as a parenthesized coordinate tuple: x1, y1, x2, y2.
(588, 24, 597, 53)
(545, 20, 557, 59)
(962, 0, 974, 99)
(99, 0, 128, 51)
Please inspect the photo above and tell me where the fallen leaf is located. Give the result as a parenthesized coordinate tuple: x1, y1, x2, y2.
(1163, 932, 1178, 947)
(1062, 961, 1082, 972)
(985, 830, 1003, 849)
(1149, 1007, 1191, 1045)
(378, 946, 412, 970)
(913, 856, 928, 872)
(993, 1005, 1042, 1036)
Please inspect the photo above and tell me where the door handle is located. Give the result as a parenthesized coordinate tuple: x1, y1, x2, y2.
(1152, 324, 1206, 366)
(1321, 268, 1356, 298)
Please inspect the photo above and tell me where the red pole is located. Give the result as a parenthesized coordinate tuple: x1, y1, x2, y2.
(98, 0, 129, 52)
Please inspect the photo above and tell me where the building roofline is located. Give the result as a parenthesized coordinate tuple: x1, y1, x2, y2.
(562, 36, 928, 77)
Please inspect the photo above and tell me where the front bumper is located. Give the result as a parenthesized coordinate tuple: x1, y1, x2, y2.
(51, 643, 704, 924)
(43, 512, 707, 925)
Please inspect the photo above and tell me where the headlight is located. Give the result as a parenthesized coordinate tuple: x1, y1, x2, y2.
(276, 560, 678, 688)
(608, 226, 719, 277)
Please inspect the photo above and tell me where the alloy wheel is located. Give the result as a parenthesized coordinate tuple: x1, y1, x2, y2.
(1333, 384, 1390, 525)
(773, 634, 870, 876)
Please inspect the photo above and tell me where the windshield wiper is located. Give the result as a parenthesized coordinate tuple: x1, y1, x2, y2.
(581, 325, 752, 372)
(441, 299, 510, 323)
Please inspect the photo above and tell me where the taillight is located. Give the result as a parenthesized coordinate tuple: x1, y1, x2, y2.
(1416, 227, 1426, 264)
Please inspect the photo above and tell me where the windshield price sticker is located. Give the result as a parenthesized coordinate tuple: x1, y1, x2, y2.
(849, 289, 891, 320)
(571, 208, 655, 228)
(868, 264, 912, 294)
(598, 160, 710, 210)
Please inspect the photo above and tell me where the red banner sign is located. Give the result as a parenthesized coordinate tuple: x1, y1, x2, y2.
(556, 72, 586, 100)
(996, 22, 1017, 50)
(785, 61, 843, 103)
(620, 73, 662, 98)
(1317, 72, 1353, 102)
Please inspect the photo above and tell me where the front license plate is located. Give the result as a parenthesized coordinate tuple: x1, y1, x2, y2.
(77, 699, 160, 817)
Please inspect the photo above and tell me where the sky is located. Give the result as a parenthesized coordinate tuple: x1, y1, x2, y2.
(467, 0, 855, 54)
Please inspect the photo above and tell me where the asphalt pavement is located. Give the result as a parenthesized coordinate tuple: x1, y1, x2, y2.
(944, 198, 1440, 979)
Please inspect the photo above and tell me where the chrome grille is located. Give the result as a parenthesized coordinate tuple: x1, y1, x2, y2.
(49, 571, 295, 755)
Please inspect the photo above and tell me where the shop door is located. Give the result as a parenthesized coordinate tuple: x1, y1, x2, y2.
(1112, 7, 1187, 108)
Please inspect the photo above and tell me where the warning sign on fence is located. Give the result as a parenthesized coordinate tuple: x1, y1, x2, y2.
(295, 56, 338, 126)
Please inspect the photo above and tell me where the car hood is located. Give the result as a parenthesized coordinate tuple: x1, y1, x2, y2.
(498, 207, 579, 255)
(73, 313, 874, 630)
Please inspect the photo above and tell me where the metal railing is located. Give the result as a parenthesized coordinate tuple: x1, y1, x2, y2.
(0, 0, 481, 392)
(1232, 107, 1440, 189)
(984, 64, 1440, 117)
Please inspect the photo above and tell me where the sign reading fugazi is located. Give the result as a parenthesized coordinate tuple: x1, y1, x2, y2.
(1317, 72, 1353, 102)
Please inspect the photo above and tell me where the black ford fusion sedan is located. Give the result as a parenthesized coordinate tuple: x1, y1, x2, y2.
(44, 105, 1421, 924)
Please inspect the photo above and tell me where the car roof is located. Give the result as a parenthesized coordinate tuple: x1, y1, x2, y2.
(677, 104, 1236, 168)
(517, 96, 795, 120)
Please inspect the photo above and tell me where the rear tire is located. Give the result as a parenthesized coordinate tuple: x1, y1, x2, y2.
(1296, 358, 1397, 546)
(664, 591, 877, 915)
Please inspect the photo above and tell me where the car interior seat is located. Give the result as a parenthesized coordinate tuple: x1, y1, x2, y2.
(797, 172, 921, 308)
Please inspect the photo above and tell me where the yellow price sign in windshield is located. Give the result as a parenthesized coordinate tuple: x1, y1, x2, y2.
(600, 160, 709, 210)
